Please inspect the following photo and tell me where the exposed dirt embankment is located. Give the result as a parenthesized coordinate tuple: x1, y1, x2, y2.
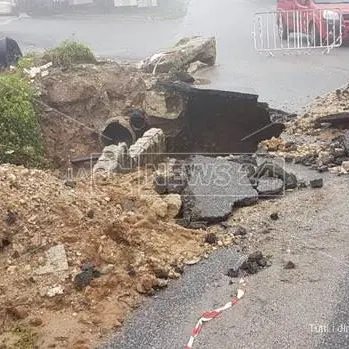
(37, 63, 149, 168)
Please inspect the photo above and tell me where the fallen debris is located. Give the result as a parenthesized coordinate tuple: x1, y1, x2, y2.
(226, 251, 269, 278)
(24, 61, 53, 78)
(253, 161, 298, 190)
(284, 261, 296, 270)
(46, 285, 65, 297)
(310, 178, 324, 188)
(258, 85, 349, 172)
(35, 244, 69, 275)
(74, 263, 101, 291)
(227, 225, 247, 237)
(240, 251, 269, 274)
(181, 156, 258, 224)
(256, 178, 284, 198)
(270, 212, 279, 221)
(138, 36, 216, 74)
(204, 233, 218, 245)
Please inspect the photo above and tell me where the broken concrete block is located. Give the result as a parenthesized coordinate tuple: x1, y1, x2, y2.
(93, 143, 130, 175)
(143, 88, 188, 120)
(317, 112, 349, 127)
(310, 178, 323, 188)
(257, 178, 284, 198)
(181, 156, 258, 224)
(254, 161, 297, 189)
(139, 36, 216, 74)
(35, 244, 68, 275)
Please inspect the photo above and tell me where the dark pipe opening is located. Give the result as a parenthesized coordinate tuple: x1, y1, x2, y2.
(101, 120, 135, 147)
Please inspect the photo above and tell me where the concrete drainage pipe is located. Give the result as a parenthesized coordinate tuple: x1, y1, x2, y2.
(100, 117, 136, 147)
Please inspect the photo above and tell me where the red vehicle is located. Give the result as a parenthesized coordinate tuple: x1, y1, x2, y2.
(277, 0, 348, 45)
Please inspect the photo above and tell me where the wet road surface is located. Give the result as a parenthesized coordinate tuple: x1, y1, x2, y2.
(99, 166, 349, 349)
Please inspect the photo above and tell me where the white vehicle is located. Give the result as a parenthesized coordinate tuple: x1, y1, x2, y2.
(0, 0, 19, 15)
(21, 0, 184, 15)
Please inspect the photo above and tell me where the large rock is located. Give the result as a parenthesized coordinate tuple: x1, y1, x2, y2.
(163, 194, 182, 218)
(143, 87, 188, 120)
(181, 156, 258, 224)
(138, 36, 216, 74)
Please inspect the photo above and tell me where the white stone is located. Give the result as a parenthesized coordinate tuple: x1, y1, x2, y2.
(35, 244, 69, 275)
(47, 285, 64, 297)
(150, 198, 168, 218)
(163, 194, 182, 218)
(341, 161, 349, 172)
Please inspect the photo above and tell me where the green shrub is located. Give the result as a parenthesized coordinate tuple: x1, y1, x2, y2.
(16, 53, 41, 71)
(44, 40, 96, 67)
(0, 73, 45, 167)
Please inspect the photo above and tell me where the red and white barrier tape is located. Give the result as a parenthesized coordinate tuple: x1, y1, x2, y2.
(185, 280, 246, 349)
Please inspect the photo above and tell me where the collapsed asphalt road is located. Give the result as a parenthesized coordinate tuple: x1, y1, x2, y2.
(2, 0, 349, 111)
(1, 1, 349, 348)
(100, 165, 349, 349)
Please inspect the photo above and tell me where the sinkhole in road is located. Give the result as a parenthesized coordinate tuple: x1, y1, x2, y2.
(99, 85, 286, 157)
(160, 84, 286, 155)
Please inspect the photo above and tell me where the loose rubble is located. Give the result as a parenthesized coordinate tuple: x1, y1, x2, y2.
(259, 84, 349, 175)
(0, 165, 209, 349)
(226, 251, 270, 278)
(284, 261, 296, 270)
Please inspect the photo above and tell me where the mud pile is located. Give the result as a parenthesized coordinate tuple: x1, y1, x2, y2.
(0, 165, 215, 349)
